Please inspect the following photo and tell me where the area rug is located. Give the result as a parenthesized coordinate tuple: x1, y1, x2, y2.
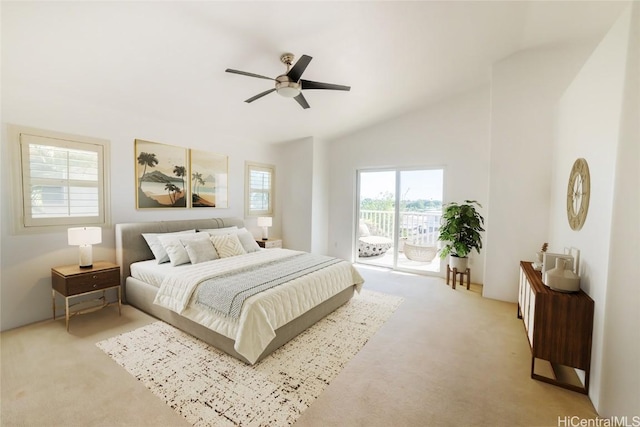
(96, 289, 403, 427)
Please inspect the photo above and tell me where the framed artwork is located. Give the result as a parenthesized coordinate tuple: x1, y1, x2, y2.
(190, 149, 228, 208)
(134, 139, 188, 209)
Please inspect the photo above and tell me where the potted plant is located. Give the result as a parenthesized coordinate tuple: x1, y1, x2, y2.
(438, 200, 485, 271)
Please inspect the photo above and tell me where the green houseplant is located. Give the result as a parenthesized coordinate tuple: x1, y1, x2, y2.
(438, 200, 485, 270)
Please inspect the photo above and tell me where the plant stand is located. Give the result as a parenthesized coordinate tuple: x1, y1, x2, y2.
(446, 264, 470, 290)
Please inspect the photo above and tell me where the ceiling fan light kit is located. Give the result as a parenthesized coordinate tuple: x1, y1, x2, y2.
(275, 76, 301, 98)
(225, 52, 350, 109)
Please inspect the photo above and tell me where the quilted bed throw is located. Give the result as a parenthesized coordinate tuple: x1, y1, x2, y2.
(196, 253, 343, 318)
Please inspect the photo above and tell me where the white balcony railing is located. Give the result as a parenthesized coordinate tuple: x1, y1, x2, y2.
(360, 209, 442, 246)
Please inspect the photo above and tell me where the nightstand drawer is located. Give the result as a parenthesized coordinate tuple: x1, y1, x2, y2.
(257, 239, 282, 249)
(65, 269, 119, 295)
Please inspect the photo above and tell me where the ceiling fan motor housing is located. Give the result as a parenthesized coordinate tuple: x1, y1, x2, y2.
(275, 75, 301, 98)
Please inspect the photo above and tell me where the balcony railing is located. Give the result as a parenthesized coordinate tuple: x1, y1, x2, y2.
(360, 209, 442, 246)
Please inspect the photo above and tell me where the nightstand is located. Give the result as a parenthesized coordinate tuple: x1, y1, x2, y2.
(256, 238, 282, 249)
(51, 261, 121, 331)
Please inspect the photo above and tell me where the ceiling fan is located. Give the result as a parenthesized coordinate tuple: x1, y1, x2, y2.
(225, 53, 351, 109)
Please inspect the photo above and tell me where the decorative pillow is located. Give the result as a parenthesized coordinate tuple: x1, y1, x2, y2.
(210, 234, 247, 258)
(158, 232, 211, 266)
(183, 238, 219, 264)
(142, 230, 196, 263)
(198, 226, 238, 236)
(200, 227, 260, 253)
(236, 229, 261, 253)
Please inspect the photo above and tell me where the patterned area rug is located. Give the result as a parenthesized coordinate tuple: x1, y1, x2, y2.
(96, 289, 403, 426)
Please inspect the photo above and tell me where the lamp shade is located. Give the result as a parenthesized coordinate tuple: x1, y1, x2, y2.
(257, 217, 272, 227)
(68, 227, 102, 246)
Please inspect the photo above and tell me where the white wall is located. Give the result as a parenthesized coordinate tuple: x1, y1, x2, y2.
(311, 138, 330, 254)
(599, 5, 640, 418)
(327, 86, 491, 282)
(484, 42, 600, 302)
(549, 5, 637, 414)
(276, 136, 330, 254)
(277, 137, 314, 252)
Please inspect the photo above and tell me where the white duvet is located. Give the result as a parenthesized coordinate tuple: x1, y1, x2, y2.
(152, 248, 364, 364)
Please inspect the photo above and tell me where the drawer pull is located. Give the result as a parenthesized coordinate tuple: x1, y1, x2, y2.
(93, 284, 98, 288)
(92, 275, 98, 279)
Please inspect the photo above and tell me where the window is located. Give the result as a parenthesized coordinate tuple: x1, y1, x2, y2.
(245, 162, 274, 217)
(11, 125, 110, 232)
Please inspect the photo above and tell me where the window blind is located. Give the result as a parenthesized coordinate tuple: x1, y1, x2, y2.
(20, 133, 105, 227)
(246, 163, 274, 216)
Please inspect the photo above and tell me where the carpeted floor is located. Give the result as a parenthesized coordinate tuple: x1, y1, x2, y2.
(1, 266, 598, 426)
(96, 290, 402, 426)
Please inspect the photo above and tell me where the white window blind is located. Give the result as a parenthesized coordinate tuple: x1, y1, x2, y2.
(245, 162, 274, 216)
(19, 132, 107, 228)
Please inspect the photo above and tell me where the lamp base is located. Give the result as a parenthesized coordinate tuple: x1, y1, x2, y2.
(78, 245, 93, 269)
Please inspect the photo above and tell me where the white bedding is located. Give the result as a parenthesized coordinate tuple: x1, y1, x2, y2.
(147, 248, 364, 364)
(130, 259, 176, 287)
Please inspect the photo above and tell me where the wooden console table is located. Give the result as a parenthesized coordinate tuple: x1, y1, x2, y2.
(518, 261, 594, 394)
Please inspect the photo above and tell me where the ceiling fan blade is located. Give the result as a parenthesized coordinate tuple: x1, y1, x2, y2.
(301, 79, 351, 91)
(226, 69, 275, 81)
(294, 93, 310, 109)
(287, 55, 312, 82)
(245, 88, 276, 103)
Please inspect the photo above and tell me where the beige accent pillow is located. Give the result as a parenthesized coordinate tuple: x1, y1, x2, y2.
(183, 238, 219, 264)
(210, 234, 247, 258)
(201, 227, 260, 253)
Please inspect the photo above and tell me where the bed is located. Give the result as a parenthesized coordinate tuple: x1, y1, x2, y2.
(115, 217, 364, 364)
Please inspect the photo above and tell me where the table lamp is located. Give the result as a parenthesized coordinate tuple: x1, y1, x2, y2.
(68, 227, 102, 268)
(257, 217, 272, 241)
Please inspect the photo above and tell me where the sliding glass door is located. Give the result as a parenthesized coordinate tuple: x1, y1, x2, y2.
(356, 168, 443, 274)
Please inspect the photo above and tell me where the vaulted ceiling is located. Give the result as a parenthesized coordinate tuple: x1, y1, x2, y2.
(2, 1, 629, 143)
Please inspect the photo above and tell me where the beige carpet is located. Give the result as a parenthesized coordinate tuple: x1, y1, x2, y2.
(95, 290, 402, 426)
(1, 266, 598, 426)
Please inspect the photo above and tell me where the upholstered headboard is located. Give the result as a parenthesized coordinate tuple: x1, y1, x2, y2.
(115, 217, 245, 290)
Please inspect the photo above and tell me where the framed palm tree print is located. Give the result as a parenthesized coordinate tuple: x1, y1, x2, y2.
(190, 149, 228, 208)
(134, 139, 188, 209)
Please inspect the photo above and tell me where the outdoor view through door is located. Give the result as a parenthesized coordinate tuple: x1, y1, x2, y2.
(357, 168, 443, 274)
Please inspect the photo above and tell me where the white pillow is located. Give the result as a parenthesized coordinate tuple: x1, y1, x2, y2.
(159, 232, 210, 266)
(184, 238, 219, 264)
(142, 230, 196, 263)
(210, 234, 247, 258)
(199, 226, 238, 236)
(236, 229, 261, 253)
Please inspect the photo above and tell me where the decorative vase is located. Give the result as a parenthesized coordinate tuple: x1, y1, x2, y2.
(533, 251, 544, 271)
(545, 258, 580, 292)
(450, 255, 468, 271)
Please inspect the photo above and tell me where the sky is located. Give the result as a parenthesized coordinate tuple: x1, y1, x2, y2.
(359, 169, 443, 201)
